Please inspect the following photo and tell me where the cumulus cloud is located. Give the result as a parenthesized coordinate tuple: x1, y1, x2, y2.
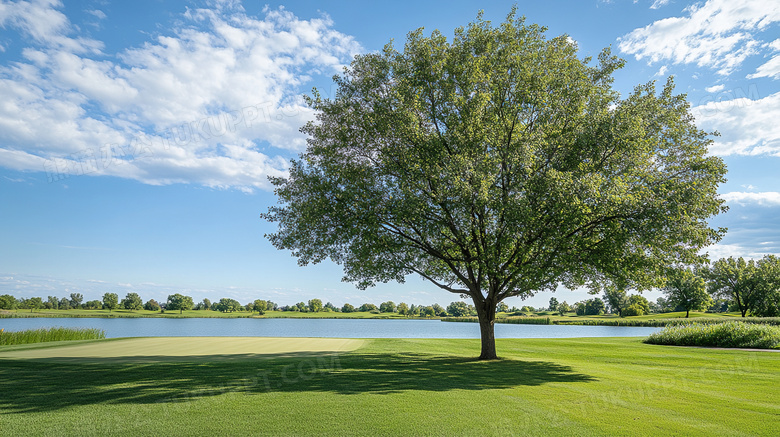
(693, 90, 780, 156)
(0, 1, 361, 191)
(703, 243, 777, 260)
(748, 38, 780, 79)
(748, 56, 780, 80)
(0, 0, 103, 53)
(618, 0, 780, 75)
(720, 192, 780, 206)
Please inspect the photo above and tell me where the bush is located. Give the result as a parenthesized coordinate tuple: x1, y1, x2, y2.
(0, 327, 106, 345)
(623, 303, 645, 317)
(644, 322, 780, 349)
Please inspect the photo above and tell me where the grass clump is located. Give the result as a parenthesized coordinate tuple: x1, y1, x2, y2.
(644, 321, 780, 349)
(0, 327, 106, 345)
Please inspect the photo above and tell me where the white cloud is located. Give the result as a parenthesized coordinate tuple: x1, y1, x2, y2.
(705, 84, 725, 93)
(618, 0, 780, 75)
(650, 0, 671, 9)
(748, 55, 780, 79)
(720, 192, 780, 206)
(693, 91, 780, 156)
(0, 2, 362, 192)
(0, 0, 103, 53)
(86, 9, 106, 20)
(702, 243, 776, 261)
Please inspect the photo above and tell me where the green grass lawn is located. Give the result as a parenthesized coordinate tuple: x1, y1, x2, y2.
(1, 336, 778, 436)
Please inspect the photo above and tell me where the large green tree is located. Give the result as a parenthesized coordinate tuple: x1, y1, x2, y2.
(308, 298, 324, 312)
(102, 293, 119, 312)
(121, 293, 143, 311)
(753, 256, 780, 317)
(24, 297, 43, 313)
(0, 294, 16, 310)
(69, 293, 83, 309)
(706, 257, 763, 317)
(167, 294, 194, 314)
(601, 285, 630, 317)
(662, 267, 711, 318)
(263, 12, 726, 359)
(214, 298, 241, 313)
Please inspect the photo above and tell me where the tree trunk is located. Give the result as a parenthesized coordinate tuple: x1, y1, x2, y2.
(475, 298, 498, 360)
(685, 309, 689, 318)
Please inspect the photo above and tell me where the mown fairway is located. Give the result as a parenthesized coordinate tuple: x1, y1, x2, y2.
(1, 337, 778, 436)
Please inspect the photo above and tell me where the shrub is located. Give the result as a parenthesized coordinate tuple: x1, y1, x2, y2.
(644, 322, 780, 349)
(623, 303, 645, 317)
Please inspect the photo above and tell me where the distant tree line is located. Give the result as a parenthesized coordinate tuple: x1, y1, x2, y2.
(0, 291, 484, 318)
(1, 256, 776, 318)
(553, 255, 780, 318)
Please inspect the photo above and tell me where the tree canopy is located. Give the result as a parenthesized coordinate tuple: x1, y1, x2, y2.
(662, 267, 711, 318)
(122, 292, 143, 311)
(602, 286, 630, 317)
(167, 294, 194, 314)
(102, 293, 118, 312)
(706, 256, 780, 317)
(214, 298, 241, 313)
(263, 10, 727, 359)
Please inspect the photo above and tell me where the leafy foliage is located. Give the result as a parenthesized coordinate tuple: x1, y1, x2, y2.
(214, 298, 242, 313)
(122, 293, 144, 311)
(752, 256, 780, 317)
(144, 299, 161, 312)
(602, 286, 629, 316)
(69, 293, 83, 309)
(308, 299, 323, 312)
(84, 300, 103, 310)
(626, 294, 650, 316)
(167, 294, 194, 314)
(447, 301, 470, 317)
(379, 301, 397, 313)
(102, 293, 119, 312)
(0, 294, 16, 310)
(705, 256, 778, 317)
(662, 267, 711, 317)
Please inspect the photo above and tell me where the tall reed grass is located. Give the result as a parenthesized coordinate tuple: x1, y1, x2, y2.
(0, 327, 106, 345)
(644, 321, 780, 349)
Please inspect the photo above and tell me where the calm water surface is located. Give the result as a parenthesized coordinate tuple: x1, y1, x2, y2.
(0, 318, 660, 339)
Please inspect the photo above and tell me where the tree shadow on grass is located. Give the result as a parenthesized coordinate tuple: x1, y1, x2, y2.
(0, 352, 596, 414)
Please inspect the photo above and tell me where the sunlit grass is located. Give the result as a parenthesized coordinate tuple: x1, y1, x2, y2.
(1, 337, 778, 436)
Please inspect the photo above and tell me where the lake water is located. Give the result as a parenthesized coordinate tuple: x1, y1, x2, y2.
(0, 318, 661, 339)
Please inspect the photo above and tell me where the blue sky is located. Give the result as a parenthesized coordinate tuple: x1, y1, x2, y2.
(1, 0, 779, 309)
